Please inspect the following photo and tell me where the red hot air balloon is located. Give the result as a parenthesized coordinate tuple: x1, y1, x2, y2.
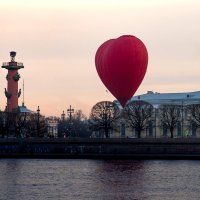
(95, 35, 148, 107)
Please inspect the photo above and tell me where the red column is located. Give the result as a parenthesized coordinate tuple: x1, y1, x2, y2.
(6, 70, 19, 112)
(2, 52, 24, 112)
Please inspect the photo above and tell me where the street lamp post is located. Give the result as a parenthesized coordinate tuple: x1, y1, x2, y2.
(37, 106, 40, 137)
(153, 105, 159, 139)
(181, 94, 190, 138)
(155, 108, 157, 138)
(61, 110, 65, 121)
(181, 100, 184, 138)
(104, 104, 114, 138)
(67, 105, 74, 137)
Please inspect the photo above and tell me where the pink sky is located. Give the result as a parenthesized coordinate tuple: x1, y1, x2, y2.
(0, 0, 200, 117)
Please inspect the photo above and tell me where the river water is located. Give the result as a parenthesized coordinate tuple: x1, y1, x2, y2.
(0, 159, 200, 200)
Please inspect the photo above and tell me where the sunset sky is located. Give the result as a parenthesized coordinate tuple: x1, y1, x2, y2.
(0, 0, 200, 117)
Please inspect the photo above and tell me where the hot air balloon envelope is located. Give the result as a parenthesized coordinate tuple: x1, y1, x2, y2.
(95, 35, 148, 107)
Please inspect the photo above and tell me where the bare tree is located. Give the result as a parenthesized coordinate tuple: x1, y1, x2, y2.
(73, 110, 87, 121)
(23, 113, 47, 137)
(57, 118, 68, 137)
(185, 104, 200, 136)
(159, 104, 181, 138)
(123, 100, 153, 138)
(13, 112, 28, 138)
(89, 101, 120, 138)
(0, 111, 6, 138)
(186, 104, 200, 126)
(2, 112, 21, 137)
(72, 110, 91, 137)
(58, 110, 91, 138)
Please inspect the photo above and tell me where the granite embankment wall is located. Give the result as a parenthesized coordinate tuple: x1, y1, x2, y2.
(1, 138, 200, 159)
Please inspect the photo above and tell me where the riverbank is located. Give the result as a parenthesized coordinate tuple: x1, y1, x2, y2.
(0, 138, 200, 159)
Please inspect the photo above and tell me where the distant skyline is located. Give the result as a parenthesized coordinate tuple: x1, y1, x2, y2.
(0, 0, 200, 117)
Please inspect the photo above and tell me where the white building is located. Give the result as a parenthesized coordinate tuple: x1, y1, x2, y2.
(113, 91, 200, 138)
(131, 90, 200, 106)
(46, 116, 59, 137)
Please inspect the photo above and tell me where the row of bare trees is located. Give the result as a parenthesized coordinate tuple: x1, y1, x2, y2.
(0, 111, 47, 138)
(159, 104, 200, 138)
(88, 100, 200, 138)
(2, 100, 200, 139)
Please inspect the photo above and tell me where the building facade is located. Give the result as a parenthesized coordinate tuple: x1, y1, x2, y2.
(111, 91, 200, 138)
(46, 116, 59, 137)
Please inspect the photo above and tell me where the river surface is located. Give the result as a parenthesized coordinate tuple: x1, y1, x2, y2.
(0, 159, 200, 200)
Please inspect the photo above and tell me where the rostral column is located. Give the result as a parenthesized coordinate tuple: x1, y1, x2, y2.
(2, 51, 24, 112)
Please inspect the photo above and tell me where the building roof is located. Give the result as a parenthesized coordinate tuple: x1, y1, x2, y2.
(131, 91, 200, 106)
(17, 105, 33, 113)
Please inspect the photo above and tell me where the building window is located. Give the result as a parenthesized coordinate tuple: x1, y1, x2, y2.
(163, 124, 168, 136)
(134, 128, 137, 137)
(176, 122, 181, 137)
(192, 122, 197, 136)
(177, 108, 181, 116)
(148, 121, 153, 137)
(121, 123, 126, 137)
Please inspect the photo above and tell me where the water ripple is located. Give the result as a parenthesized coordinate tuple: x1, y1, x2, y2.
(0, 159, 200, 200)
